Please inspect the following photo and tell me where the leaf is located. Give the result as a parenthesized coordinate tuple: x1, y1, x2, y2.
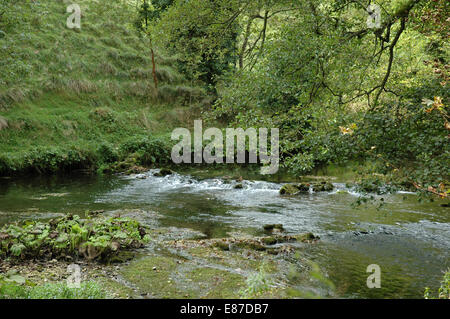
(433, 96, 444, 109)
(5, 274, 26, 285)
(10, 243, 26, 256)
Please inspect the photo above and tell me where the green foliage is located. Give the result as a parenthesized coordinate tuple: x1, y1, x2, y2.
(202, 0, 448, 191)
(424, 269, 450, 299)
(0, 280, 107, 299)
(0, 215, 149, 261)
(119, 135, 173, 165)
(150, 0, 240, 89)
(97, 143, 119, 164)
(135, 0, 174, 31)
(239, 264, 272, 299)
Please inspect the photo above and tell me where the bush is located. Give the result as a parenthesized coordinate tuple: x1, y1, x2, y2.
(21, 147, 96, 174)
(97, 143, 119, 164)
(119, 136, 172, 165)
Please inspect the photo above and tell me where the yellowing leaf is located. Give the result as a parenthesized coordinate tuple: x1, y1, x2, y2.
(339, 126, 354, 135)
(433, 96, 444, 108)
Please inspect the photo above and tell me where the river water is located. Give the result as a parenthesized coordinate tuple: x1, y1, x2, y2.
(0, 169, 448, 298)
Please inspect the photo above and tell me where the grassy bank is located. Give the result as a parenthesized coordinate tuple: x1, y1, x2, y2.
(0, 0, 206, 176)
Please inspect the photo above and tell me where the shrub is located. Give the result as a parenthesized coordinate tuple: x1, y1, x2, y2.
(119, 136, 172, 165)
(97, 143, 119, 164)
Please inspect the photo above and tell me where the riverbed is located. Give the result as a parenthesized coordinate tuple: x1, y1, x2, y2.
(0, 169, 448, 298)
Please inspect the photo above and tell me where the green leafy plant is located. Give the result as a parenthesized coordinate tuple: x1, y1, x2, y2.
(0, 215, 149, 261)
(424, 269, 450, 299)
(239, 264, 272, 299)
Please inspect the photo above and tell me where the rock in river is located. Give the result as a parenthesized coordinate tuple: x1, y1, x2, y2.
(279, 183, 309, 195)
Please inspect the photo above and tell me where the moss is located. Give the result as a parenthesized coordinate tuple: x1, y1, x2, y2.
(312, 182, 334, 192)
(280, 184, 300, 195)
(186, 267, 245, 299)
(234, 241, 267, 251)
(263, 224, 285, 232)
(120, 255, 183, 298)
(261, 237, 278, 245)
(96, 278, 137, 299)
(106, 250, 137, 264)
(266, 248, 280, 255)
(280, 183, 310, 195)
(187, 246, 263, 271)
(121, 254, 245, 299)
(212, 241, 230, 251)
(294, 233, 320, 242)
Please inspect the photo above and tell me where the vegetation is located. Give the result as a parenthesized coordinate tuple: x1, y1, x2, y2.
(239, 264, 273, 299)
(0, 215, 150, 261)
(0, 280, 107, 299)
(0, 0, 448, 300)
(1, 0, 448, 198)
(424, 269, 450, 299)
(0, 0, 205, 176)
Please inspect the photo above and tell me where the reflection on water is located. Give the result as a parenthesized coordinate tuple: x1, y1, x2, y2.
(0, 170, 448, 298)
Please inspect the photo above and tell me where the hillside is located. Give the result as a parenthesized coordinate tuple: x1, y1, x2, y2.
(0, 0, 205, 175)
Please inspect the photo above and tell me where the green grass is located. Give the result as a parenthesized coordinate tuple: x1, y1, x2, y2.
(0, 281, 108, 299)
(0, 0, 206, 175)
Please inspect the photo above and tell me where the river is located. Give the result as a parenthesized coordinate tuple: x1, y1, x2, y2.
(0, 169, 448, 298)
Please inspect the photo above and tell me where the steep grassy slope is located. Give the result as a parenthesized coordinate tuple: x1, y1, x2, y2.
(0, 0, 205, 175)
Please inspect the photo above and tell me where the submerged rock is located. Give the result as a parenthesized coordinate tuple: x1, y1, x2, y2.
(261, 237, 278, 245)
(311, 182, 334, 192)
(234, 183, 244, 189)
(234, 241, 267, 251)
(127, 166, 148, 175)
(212, 241, 230, 251)
(294, 232, 320, 242)
(263, 224, 285, 233)
(154, 168, 174, 177)
(279, 183, 309, 195)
